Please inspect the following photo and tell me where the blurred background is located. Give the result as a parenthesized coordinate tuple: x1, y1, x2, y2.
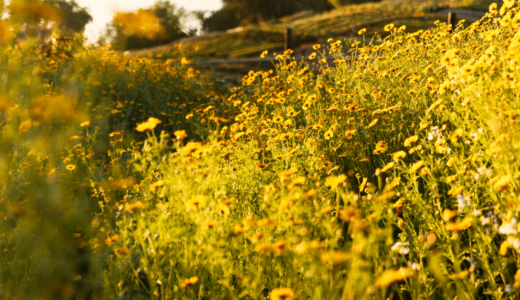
(3, 0, 498, 58)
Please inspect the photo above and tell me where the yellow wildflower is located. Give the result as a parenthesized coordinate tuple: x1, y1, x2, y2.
(359, 177, 368, 192)
(404, 135, 418, 147)
(270, 288, 295, 300)
(180, 276, 199, 288)
(446, 217, 472, 232)
(409, 161, 424, 173)
(125, 201, 145, 214)
(135, 117, 161, 132)
(375, 267, 414, 288)
(393, 151, 407, 162)
(381, 161, 395, 172)
(384, 23, 395, 32)
(324, 174, 347, 190)
(174, 130, 188, 141)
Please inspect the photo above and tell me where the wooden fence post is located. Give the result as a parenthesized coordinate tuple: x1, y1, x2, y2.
(285, 28, 292, 51)
(447, 12, 457, 28)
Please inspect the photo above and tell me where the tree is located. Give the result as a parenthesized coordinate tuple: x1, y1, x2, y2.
(7, 0, 91, 39)
(201, 6, 240, 33)
(103, 0, 188, 50)
(49, 0, 92, 35)
(222, 0, 296, 24)
(215, 0, 332, 26)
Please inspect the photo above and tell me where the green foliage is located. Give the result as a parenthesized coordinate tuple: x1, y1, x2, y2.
(7, 0, 91, 38)
(48, 0, 92, 34)
(222, 0, 332, 24)
(202, 6, 240, 33)
(104, 0, 188, 51)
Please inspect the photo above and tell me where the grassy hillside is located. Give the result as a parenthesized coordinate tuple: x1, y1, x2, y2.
(131, 0, 497, 60)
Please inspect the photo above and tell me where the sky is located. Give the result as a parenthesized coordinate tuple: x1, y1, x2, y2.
(75, 0, 222, 41)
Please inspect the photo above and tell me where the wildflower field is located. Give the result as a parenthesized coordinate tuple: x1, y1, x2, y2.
(3, 1, 520, 299)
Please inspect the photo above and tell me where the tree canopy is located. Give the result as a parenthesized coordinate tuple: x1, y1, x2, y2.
(201, 0, 333, 33)
(222, 0, 333, 24)
(103, 0, 188, 51)
(7, 0, 92, 38)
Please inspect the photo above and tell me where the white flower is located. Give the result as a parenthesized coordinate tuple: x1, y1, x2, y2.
(457, 194, 471, 212)
(408, 261, 421, 271)
(391, 241, 410, 255)
(498, 219, 518, 235)
(507, 236, 520, 250)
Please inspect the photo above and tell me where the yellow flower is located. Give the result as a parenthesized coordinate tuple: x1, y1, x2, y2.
(409, 161, 424, 173)
(66, 164, 76, 171)
(372, 191, 396, 201)
(188, 195, 206, 209)
(493, 175, 512, 191)
(279, 167, 297, 182)
(393, 151, 407, 162)
(279, 132, 293, 140)
(345, 128, 356, 139)
(386, 177, 400, 190)
(450, 128, 463, 143)
(135, 117, 161, 132)
(499, 240, 511, 256)
(324, 174, 347, 190)
(256, 163, 269, 170)
(174, 130, 188, 141)
(180, 276, 198, 288)
(367, 118, 379, 128)
(398, 25, 406, 33)
(125, 201, 145, 214)
(447, 157, 458, 167)
(446, 217, 472, 232)
(441, 208, 458, 222)
(503, 0, 515, 9)
(19, 119, 32, 133)
(182, 142, 204, 157)
(375, 267, 415, 288)
(260, 50, 268, 58)
(359, 177, 368, 192)
(409, 145, 422, 154)
(324, 130, 334, 140)
(404, 135, 418, 147)
(149, 180, 164, 192)
(80, 121, 90, 127)
(287, 176, 306, 190)
(358, 28, 367, 35)
(381, 161, 395, 172)
(384, 23, 395, 32)
(308, 52, 316, 59)
(373, 141, 388, 154)
(114, 247, 130, 257)
(270, 288, 295, 300)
